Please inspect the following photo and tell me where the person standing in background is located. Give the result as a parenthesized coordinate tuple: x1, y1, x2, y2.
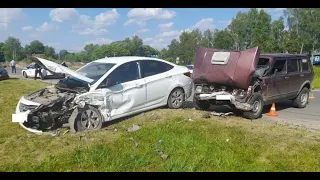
(33, 62, 41, 80)
(10, 59, 16, 73)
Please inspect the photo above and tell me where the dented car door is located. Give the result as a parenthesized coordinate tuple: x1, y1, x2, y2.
(97, 61, 147, 118)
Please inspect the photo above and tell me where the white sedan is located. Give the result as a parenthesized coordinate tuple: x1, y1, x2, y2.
(12, 56, 193, 134)
(22, 64, 65, 79)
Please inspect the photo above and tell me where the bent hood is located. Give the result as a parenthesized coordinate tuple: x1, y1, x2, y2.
(29, 56, 94, 83)
(193, 47, 260, 89)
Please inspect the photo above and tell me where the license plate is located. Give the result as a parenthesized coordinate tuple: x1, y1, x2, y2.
(12, 110, 30, 123)
(216, 95, 231, 100)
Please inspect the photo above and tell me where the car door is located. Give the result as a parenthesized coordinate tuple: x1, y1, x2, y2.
(286, 58, 301, 96)
(27, 66, 35, 77)
(96, 61, 147, 118)
(265, 59, 290, 100)
(299, 58, 313, 86)
(139, 60, 175, 107)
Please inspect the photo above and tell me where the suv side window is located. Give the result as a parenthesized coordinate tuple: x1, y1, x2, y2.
(140, 60, 173, 78)
(300, 58, 310, 72)
(97, 61, 140, 88)
(287, 59, 299, 73)
(271, 60, 286, 75)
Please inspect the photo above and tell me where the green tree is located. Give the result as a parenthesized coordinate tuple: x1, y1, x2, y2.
(59, 50, 69, 60)
(26, 40, 45, 55)
(4, 36, 24, 61)
(213, 29, 234, 49)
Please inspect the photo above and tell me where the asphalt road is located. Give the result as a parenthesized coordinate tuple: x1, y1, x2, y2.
(185, 89, 320, 130)
(6, 66, 320, 130)
(6, 66, 60, 84)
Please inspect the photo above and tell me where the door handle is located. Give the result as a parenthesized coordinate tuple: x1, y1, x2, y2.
(135, 83, 143, 87)
(300, 74, 304, 77)
(285, 76, 289, 79)
(166, 74, 172, 78)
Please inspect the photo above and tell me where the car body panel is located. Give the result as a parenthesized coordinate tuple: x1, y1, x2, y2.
(12, 56, 193, 134)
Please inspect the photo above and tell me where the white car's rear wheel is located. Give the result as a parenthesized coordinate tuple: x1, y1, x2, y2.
(167, 88, 185, 109)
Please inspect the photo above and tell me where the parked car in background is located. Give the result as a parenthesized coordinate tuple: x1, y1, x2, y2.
(22, 63, 65, 80)
(311, 54, 320, 65)
(193, 47, 314, 119)
(0, 65, 9, 80)
(186, 64, 194, 78)
(12, 56, 193, 134)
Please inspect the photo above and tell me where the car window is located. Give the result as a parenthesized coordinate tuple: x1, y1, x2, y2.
(98, 61, 140, 88)
(271, 60, 286, 75)
(287, 59, 299, 73)
(300, 59, 310, 72)
(140, 60, 173, 78)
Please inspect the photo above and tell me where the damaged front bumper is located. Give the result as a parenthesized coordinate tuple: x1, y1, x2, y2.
(197, 91, 253, 111)
(12, 96, 45, 134)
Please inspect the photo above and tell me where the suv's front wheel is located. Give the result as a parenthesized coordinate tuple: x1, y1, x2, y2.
(242, 92, 264, 119)
(292, 87, 309, 108)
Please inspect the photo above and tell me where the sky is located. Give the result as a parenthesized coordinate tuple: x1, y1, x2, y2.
(0, 8, 286, 53)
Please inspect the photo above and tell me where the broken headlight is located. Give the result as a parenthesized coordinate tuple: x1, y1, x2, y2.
(239, 90, 246, 97)
(195, 86, 202, 93)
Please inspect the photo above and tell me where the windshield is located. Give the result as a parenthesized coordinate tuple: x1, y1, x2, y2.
(254, 58, 270, 77)
(76, 62, 115, 82)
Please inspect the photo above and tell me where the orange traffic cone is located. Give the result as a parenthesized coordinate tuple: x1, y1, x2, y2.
(309, 90, 315, 99)
(266, 103, 278, 117)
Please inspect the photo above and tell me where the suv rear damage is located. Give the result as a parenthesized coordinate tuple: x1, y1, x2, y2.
(193, 47, 314, 119)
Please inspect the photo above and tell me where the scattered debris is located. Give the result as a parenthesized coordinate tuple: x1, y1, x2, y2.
(63, 129, 70, 136)
(155, 139, 163, 147)
(114, 128, 118, 132)
(226, 138, 230, 142)
(202, 113, 211, 119)
(188, 118, 194, 122)
(127, 124, 141, 132)
(211, 111, 234, 117)
(129, 137, 139, 148)
(79, 133, 86, 141)
(157, 150, 169, 160)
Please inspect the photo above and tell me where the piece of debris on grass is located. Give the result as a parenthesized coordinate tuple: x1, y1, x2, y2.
(63, 129, 70, 136)
(226, 138, 230, 142)
(129, 137, 139, 148)
(211, 111, 234, 117)
(157, 150, 169, 160)
(114, 128, 118, 132)
(139, 112, 145, 116)
(202, 113, 211, 119)
(79, 133, 87, 141)
(127, 124, 141, 132)
(155, 139, 163, 147)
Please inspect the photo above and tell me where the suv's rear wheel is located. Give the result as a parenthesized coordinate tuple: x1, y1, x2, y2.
(292, 87, 309, 108)
(242, 92, 264, 119)
(193, 96, 211, 111)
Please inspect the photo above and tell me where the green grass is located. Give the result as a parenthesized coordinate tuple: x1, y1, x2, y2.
(1, 79, 320, 172)
(313, 66, 320, 89)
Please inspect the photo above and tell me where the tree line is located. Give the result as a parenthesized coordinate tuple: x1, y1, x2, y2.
(1, 8, 319, 65)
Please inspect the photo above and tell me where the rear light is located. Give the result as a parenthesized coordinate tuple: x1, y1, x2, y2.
(184, 72, 191, 77)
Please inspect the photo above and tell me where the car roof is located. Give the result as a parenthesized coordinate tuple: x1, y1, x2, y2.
(260, 53, 308, 59)
(93, 56, 175, 65)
